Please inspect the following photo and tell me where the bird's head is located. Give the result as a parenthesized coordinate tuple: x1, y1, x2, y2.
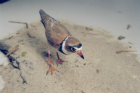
(66, 43, 84, 59)
(60, 36, 84, 59)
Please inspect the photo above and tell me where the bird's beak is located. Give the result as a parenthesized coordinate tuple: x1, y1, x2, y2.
(77, 51, 84, 59)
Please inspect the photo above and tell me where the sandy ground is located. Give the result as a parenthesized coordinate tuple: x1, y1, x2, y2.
(0, 21, 140, 93)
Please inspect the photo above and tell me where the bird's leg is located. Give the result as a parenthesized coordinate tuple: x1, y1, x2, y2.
(47, 51, 58, 75)
(56, 52, 65, 66)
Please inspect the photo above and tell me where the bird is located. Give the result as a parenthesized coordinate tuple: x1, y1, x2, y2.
(39, 9, 84, 75)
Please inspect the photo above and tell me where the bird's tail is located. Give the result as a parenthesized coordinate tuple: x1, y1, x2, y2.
(39, 9, 59, 29)
(39, 9, 51, 28)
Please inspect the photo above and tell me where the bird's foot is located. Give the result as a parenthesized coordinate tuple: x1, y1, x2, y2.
(56, 58, 65, 66)
(56, 52, 65, 66)
(46, 51, 58, 75)
(47, 65, 59, 75)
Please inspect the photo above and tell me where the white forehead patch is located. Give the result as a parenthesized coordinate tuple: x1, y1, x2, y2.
(74, 46, 82, 51)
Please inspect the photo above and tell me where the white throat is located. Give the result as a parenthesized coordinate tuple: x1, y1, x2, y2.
(62, 35, 72, 55)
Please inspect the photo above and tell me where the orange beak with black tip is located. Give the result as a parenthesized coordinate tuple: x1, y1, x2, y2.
(77, 51, 84, 59)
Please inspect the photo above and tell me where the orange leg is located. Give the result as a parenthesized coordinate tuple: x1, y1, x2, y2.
(46, 51, 58, 75)
(56, 52, 65, 66)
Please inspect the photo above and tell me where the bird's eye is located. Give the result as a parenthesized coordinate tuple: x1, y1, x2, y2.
(71, 48, 75, 52)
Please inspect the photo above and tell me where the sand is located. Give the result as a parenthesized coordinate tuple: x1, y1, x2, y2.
(0, 21, 140, 93)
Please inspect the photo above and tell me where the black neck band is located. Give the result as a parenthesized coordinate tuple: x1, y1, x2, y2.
(58, 35, 72, 55)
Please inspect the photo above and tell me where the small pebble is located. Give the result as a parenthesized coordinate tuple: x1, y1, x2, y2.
(85, 27, 93, 31)
(83, 63, 86, 66)
(96, 69, 100, 73)
(118, 36, 125, 40)
(127, 24, 131, 29)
